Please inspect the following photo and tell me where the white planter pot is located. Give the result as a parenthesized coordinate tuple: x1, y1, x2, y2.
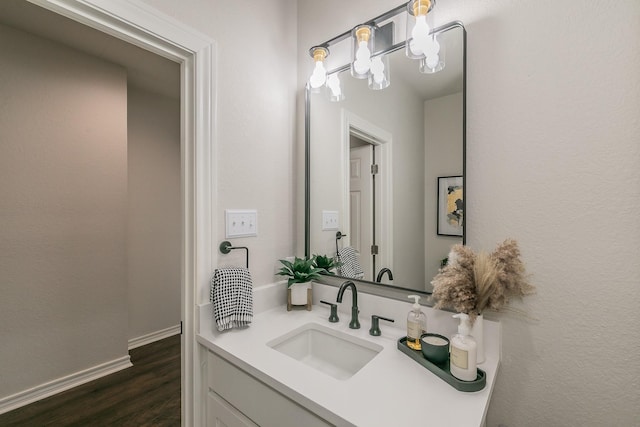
(289, 282, 311, 305)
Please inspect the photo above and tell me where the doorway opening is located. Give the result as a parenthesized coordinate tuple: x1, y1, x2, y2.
(0, 1, 215, 424)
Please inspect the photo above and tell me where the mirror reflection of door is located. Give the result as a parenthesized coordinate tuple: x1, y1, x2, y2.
(349, 139, 373, 278)
(349, 132, 384, 279)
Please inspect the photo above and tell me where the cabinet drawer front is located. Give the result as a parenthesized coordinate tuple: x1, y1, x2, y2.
(207, 392, 259, 427)
(207, 351, 333, 427)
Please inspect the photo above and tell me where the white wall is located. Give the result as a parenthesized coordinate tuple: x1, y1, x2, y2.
(0, 24, 129, 397)
(424, 92, 464, 288)
(127, 86, 181, 340)
(299, 0, 640, 425)
(138, 0, 298, 301)
(68, 0, 638, 424)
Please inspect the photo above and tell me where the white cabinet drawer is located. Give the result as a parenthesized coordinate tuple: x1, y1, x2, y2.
(207, 391, 259, 427)
(207, 351, 333, 427)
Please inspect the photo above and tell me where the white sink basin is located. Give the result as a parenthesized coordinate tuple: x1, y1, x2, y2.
(267, 322, 383, 380)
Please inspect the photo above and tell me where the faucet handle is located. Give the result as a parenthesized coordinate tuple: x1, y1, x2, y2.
(369, 315, 395, 336)
(320, 300, 339, 323)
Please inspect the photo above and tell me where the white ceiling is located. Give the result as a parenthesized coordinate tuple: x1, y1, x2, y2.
(0, 0, 180, 100)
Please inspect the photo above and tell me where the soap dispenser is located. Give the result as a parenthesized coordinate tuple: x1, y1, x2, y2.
(450, 313, 478, 381)
(406, 295, 427, 350)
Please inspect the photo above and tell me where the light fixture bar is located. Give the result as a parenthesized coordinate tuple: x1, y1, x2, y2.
(311, 3, 406, 54)
(307, 1, 449, 101)
(374, 22, 394, 54)
(322, 21, 458, 76)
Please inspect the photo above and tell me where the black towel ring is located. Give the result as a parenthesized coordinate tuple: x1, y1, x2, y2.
(219, 241, 249, 269)
(335, 231, 347, 257)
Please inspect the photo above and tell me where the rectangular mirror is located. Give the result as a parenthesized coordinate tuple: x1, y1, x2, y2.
(305, 22, 466, 295)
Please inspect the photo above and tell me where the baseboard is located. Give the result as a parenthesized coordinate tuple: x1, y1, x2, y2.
(0, 355, 132, 415)
(128, 324, 181, 350)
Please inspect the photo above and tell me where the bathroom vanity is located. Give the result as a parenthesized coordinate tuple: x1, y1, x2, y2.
(197, 283, 500, 427)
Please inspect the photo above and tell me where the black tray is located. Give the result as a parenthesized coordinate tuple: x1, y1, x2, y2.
(397, 337, 486, 392)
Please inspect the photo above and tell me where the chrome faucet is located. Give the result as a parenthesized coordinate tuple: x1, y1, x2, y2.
(336, 281, 360, 329)
(376, 268, 394, 283)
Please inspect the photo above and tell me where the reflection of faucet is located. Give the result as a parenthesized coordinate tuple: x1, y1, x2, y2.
(336, 281, 360, 329)
(376, 268, 394, 283)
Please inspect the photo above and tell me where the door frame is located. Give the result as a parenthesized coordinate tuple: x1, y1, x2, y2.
(341, 110, 393, 277)
(27, 1, 216, 425)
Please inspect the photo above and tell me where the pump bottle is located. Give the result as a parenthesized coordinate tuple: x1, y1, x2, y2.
(406, 295, 427, 350)
(450, 313, 477, 381)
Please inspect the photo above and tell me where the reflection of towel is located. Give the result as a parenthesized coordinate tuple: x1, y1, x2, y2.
(337, 247, 364, 279)
(210, 268, 253, 331)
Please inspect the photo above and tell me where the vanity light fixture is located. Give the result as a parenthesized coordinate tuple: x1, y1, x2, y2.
(351, 25, 374, 79)
(368, 53, 390, 90)
(307, 0, 445, 102)
(308, 46, 329, 92)
(326, 73, 345, 102)
(406, 0, 444, 73)
(419, 34, 445, 73)
(406, 0, 436, 57)
(353, 24, 390, 90)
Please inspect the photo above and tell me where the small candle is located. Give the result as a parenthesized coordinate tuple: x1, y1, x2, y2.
(422, 335, 448, 346)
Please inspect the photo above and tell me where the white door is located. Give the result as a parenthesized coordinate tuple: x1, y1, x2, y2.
(349, 144, 373, 278)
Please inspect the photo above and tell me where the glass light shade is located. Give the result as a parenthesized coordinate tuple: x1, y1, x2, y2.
(419, 35, 445, 73)
(405, 0, 435, 60)
(326, 73, 345, 102)
(308, 46, 329, 93)
(351, 25, 374, 79)
(368, 54, 390, 90)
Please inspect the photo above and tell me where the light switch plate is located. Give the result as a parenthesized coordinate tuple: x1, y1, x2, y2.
(225, 209, 258, 238)
(322, 210, 339, 231)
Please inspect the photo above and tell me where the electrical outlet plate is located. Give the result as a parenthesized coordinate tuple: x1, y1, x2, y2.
(322, 210, 339, 231)
(225, 209, 258, 238)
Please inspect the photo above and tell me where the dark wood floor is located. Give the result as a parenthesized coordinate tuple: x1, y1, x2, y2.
(0, 334, 181, 426)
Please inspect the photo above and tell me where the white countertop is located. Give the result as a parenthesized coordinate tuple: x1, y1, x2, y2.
(197, 289, 500, 427)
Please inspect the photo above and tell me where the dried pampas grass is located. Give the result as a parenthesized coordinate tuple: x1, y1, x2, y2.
(431, 239, 535, 324)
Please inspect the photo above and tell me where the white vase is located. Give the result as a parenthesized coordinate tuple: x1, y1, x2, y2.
(289, 282, 311, 305)
(470, 314, 485, 364)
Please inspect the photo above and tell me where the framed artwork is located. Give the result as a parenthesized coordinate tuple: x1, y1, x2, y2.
(437, 176, 463, 237)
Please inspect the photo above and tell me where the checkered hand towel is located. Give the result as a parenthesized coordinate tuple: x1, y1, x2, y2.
(337, 246, 364, 279)
(210, 267, 253, 332)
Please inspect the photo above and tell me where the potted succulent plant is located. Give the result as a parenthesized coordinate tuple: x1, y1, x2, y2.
(277, 257, 324, 306)
(312, 254, 342, 275)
